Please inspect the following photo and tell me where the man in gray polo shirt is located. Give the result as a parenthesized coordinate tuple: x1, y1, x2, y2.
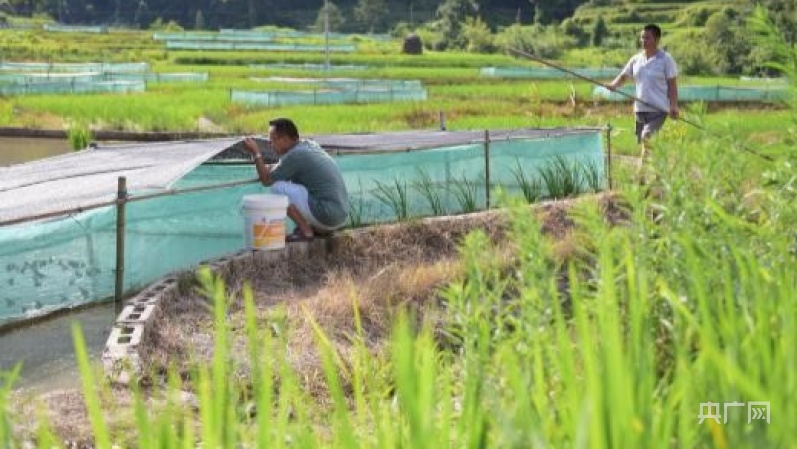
(243, 118, 348, 241)
(608, 23, 679, 160)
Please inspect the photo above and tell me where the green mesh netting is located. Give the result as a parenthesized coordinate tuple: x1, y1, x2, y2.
(0, 80, 145, 96)
(220, 29, 302, 38)
(221, 28, 393, 41)
(156, 30, 366, 41)
(153, 32, 275, 42)
(106, 72, 209, 83)
(0, 165, 262, 327)
(0, 131, 603, 326)
(481, 66, 620, 79)
(0, 62, 149, 73)
(251, 77, 422, 90)
(164, 41, 356, 52)
(593, 85, 789, 102)
(0, 73, 107, 84)
(249, 63, 368, 71)
(341, 132, 604, 223)
(231, 86, 427, 106)
(0, 62, 195, 93)
(43, 23, 108, 33)
(0, 72, 207, 86)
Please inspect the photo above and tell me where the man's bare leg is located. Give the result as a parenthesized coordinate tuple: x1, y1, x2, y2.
(636, 136, 652, 185)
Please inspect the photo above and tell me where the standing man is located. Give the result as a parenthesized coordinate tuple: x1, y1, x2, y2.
(608, 24, 679, 162)
(243, 118, 348, 242)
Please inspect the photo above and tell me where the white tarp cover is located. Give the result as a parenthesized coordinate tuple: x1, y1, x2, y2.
(0, 138, 241, 223)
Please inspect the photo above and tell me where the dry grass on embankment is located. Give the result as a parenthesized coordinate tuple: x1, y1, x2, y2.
(12, 192, 629, 446)
(140, 192, 628, 396)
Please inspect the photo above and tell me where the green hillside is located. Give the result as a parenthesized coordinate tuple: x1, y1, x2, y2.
(558, 0, 779, 76)
(1, 0, 792, 77)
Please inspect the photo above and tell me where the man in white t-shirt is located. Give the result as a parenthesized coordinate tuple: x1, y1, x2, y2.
(608, 24, 679, 152)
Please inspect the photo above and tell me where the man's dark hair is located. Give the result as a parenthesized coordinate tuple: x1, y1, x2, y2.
(644, 24, 662, 40)
(268, 118, 299, 139)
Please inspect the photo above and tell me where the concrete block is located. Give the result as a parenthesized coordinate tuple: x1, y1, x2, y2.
(102, 323, 145, 385)
(105, 323, 145, 349)
(117, 303, 157, 325)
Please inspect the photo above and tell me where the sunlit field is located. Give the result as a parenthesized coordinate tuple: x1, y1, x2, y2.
(1, 21, 795, 448)
(0, 27, 791, 156)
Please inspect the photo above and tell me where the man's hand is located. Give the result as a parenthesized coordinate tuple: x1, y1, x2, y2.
(242, 137, 259, 156)
(669, 106, 679, 120)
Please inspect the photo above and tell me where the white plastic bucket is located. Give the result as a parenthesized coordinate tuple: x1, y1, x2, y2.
(241, 194, 290, 250)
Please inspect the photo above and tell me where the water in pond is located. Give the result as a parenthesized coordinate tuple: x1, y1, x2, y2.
(0, 146, 262, 392)
(0, 137, 107, 392)
(0, 136, 72, 167)
(0, 303, 116, 393)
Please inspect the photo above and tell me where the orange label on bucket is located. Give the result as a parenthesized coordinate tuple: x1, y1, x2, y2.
(252, 220, 285, 249)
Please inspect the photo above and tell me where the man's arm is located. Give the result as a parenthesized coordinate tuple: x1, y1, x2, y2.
(607, 73, 627, 91)
(243, 137, 275, 186)
(667, 77, 679, 119)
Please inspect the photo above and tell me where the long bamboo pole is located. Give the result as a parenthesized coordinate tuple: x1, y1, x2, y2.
(507, 47, 774, 162)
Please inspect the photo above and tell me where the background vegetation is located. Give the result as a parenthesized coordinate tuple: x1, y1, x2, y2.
(1, 0, 794, 157)
(1, 0, 795, 76)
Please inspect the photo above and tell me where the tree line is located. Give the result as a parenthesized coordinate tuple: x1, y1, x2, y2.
(2, 0, 795, 77)
(0, 0, 594, 31)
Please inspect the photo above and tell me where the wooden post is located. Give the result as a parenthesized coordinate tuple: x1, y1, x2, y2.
(484, 129, 491, 209)
(114, 176, 127, 310)
(605, 124, 613, 190)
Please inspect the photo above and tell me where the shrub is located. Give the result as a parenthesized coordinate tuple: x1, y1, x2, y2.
(560, 18, 588, 47)
(591, 15, 609, 47)
(67, 123, 93, 151)
(494, 23, 576, 59)
(463, 16, 495, 53)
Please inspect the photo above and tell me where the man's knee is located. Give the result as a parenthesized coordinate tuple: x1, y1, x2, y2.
(270, 180, 289, 194)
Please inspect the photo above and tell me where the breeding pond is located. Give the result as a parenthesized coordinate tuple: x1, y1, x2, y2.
(0, 136, 71, 166)
(0, 302, 116, 392)
(0, 136, 107, 392)
(0, 128, 607, 390)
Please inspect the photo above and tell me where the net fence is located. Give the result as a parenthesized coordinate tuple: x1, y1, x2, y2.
(481, 66, 620, 79)
(0, 80, 145, 96)
(0, 62, 149, 73)
(164, 41, 356, 52)
(43, 23, 108, 33)
(249, 63, 368, 71)
(0, 129, 604, 327)
(231, 84, 427, 106)
(593, 85, 789, 102)
(250, 77, 422, 90)
(0, 61, 207, 95)
(153, 32, 275, 42)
